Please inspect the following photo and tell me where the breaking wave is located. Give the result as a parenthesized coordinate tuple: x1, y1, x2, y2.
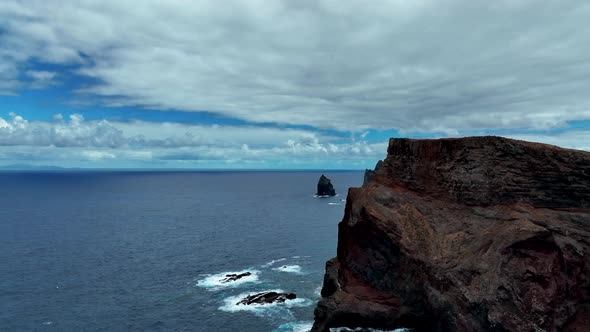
(219, 290, 312, 318)
(275, 321, 314, 332)
(272, 265, 303, 274)
(261, 258, 287, 268)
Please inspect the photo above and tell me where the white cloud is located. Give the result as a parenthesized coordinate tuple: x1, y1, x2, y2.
(506, 131, 590, 152)
(1, 1, 590, 131)
(0, 113, 388, 168)
(0, 117, 9, 129)
(0, 113, 126, 148)
(1, 112, 588, 168)
(25, 70, 57, 89)
(81, 150, 116, 161)
(0, 113, 335, 148)
(0, 112, 349, 149)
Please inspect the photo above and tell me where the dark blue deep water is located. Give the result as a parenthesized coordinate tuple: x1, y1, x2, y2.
(0, 171, 363, 331)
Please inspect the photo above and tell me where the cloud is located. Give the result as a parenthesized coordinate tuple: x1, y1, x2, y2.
(25, 70, 58, 89)
(1, 113, 588, 168)
(1, 1, 590, 132)
(506, 131, 590, 152)
(0, 113, 388, 168)
(80, 150, 116, 161)
(0, 112, 345, 148)
(0, 113, 126, 148)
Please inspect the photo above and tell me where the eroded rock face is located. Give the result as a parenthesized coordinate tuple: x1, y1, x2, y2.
(317, 175, 337, 196)
(236, 291, 296, 305)
(312, 136, 590, 332)
(363, 160, 383, 186)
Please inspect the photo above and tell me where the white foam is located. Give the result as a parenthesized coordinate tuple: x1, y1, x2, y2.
(219, 290, 312, 317)
(272, 265, 303, 274)
(314, 194, 339, 198)
(327, 202, 342, 206)
(196, 270, 260, 290)
(314, 286, 322, 297)
(275, 321, 314, 332)
(261, 258, 287, 268)
(42, 321, 53, 325)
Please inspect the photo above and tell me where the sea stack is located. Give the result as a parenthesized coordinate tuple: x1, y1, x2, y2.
(317, 174, 336, 196)
(312, 136, 590, 332)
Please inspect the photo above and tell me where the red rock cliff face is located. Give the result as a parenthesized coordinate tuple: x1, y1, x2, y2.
(312, 136, 590, 332)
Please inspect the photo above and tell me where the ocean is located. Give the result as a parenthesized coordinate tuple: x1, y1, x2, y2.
(0, 171, 363, 331)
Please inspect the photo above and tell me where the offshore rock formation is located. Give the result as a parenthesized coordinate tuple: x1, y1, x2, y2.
(317, 174, 337, 196)
(312, 136, 590, 332)
(236, 291, 296, 305)
(221, 272, 251, 283)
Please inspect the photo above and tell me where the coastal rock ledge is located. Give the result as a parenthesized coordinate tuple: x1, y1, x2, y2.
(312, 136, 590, 332)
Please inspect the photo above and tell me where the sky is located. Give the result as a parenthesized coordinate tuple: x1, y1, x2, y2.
(1, 0, 590, 169)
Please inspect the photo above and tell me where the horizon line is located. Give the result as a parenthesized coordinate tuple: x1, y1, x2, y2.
(0, 167, 365, 172)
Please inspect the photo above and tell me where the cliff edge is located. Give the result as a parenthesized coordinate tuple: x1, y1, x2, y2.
(312, 136, 590, 332)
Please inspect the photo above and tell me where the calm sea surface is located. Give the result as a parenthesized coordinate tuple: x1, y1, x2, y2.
(0, 171, 363, 331)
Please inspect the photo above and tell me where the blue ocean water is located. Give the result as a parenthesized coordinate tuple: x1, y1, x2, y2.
(0, 171, 363, 331)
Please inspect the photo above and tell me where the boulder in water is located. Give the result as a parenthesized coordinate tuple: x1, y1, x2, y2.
(221, 272, 251, 283)
(236, 291, 297, 305)
(316, 175, 336, 196)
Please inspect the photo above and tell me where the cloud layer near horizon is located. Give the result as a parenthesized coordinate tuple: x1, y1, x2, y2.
(2, 0, 590, 133)
(2, 112, 590, 168)
(0, 113, 384, 167)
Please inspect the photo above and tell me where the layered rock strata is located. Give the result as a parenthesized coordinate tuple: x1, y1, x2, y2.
(312, 136, 590, 332)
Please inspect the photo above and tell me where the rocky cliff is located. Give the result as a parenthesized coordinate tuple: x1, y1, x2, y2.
(363, 160, 383, 186)
(312, 136, 590, 332)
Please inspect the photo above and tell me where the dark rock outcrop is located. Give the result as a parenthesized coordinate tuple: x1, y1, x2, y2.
(221, 272, 251, 283)
(237, 291, 296, 305)
(312, 136, 590, 332)
(363, 160, 383, 186)
(317, 174, 336, 196)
